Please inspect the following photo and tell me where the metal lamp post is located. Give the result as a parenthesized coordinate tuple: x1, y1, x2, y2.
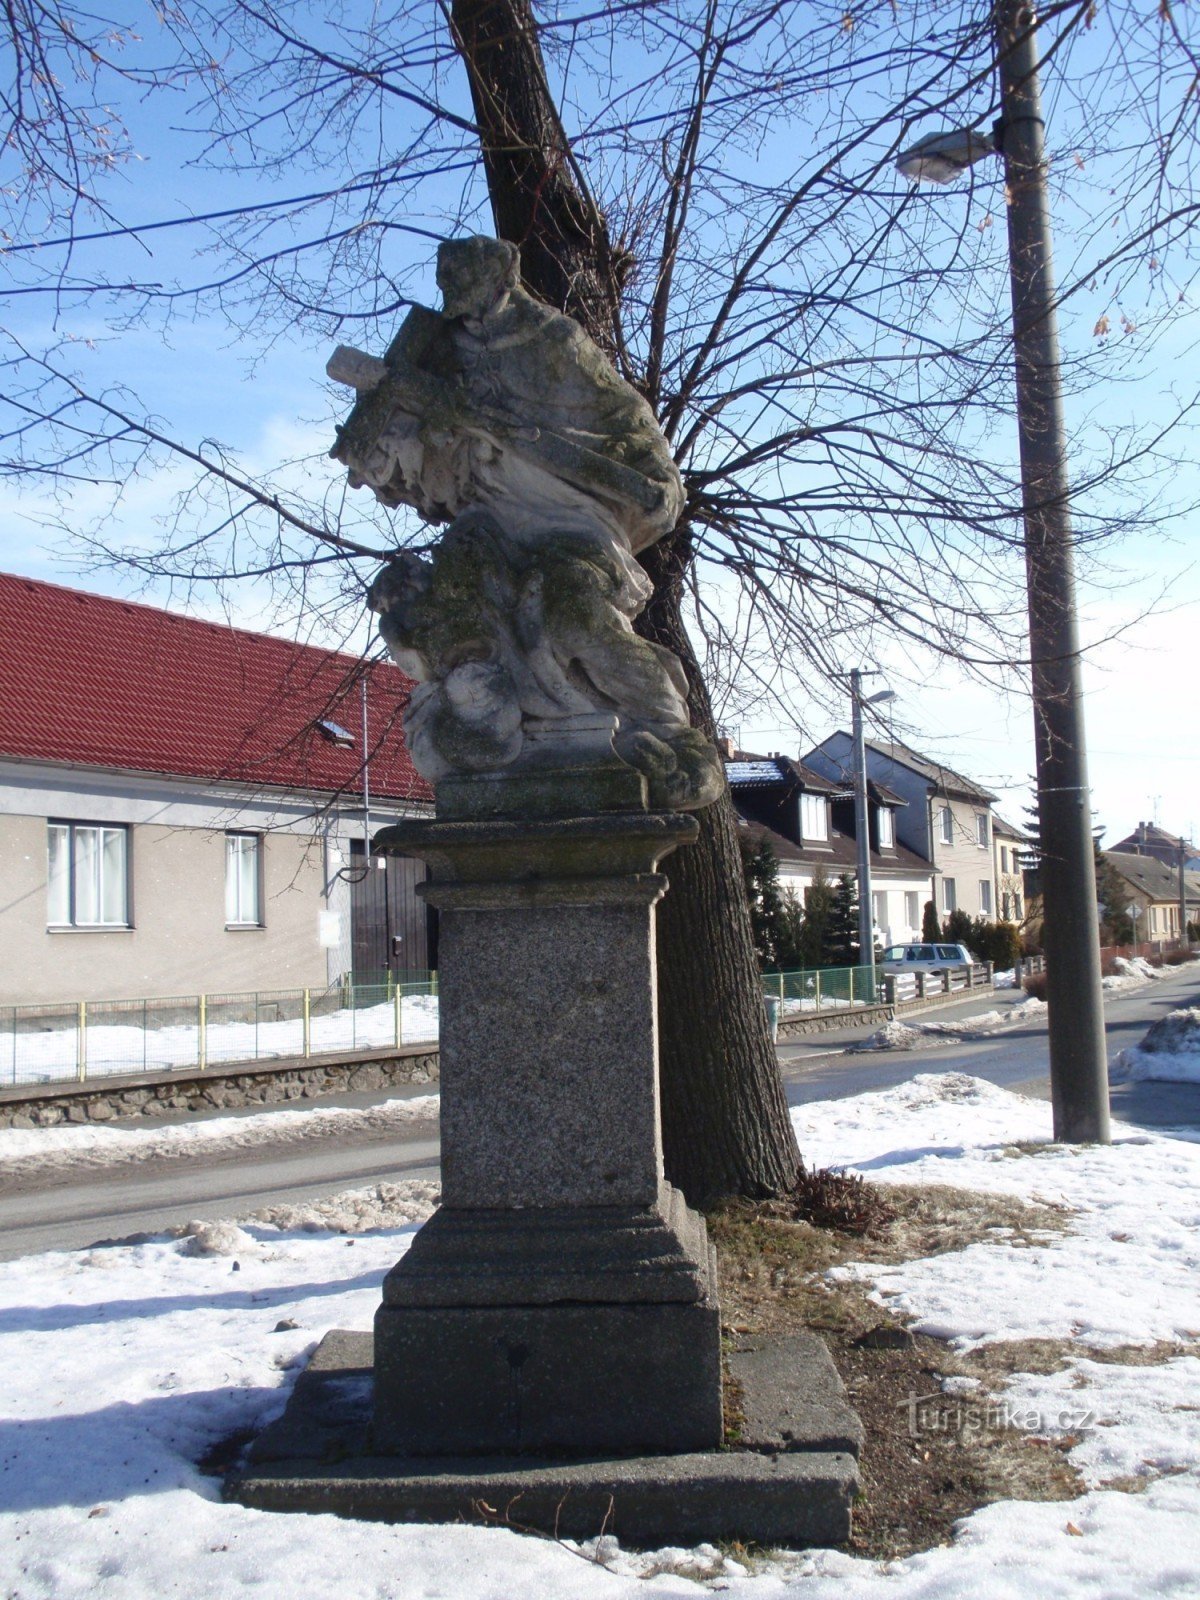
(850, 671, 896, 977)
(896, 0, 1110, 1143)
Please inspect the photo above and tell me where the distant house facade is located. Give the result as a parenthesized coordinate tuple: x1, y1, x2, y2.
(724, 748, 936, 945)
(0, 574, 433, 1005)
(1103, 850, 1200, 944)
(804, 735, 999, 924)
(991, 815, 1029, 925)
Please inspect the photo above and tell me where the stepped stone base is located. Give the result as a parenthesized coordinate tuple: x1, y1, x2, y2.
(374, 1187, 723, 1455)
(226, 1329, 860, 1549)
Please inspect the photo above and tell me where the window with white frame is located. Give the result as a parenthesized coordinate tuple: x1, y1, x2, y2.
(905, 890, 920, 929)
(1014, 892, 1023, 920)
(799, 792, 828, 842)
(979, 879, 993, 916)
(47, 821, 129, 927)
(943, 876, 957, 912)
(976, 812, 989, 848)
(940, 806, 954, 845)
(872, 891, 887, 929)
(1000, 845, 1009, 874)
(225, 832, 262, 926)
(877, 807, 895, 848)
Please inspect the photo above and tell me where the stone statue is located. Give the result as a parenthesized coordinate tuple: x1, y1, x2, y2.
(327, 236, 723, 811)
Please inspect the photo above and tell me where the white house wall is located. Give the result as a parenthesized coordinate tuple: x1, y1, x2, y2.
(774, 860, 930, 949)
(0, 760, 428, 1004)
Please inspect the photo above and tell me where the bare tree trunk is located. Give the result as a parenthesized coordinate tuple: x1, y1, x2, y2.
(637, 525, 802, 1204)
(449, 0, 802, 1203)
(449, 0, 628, 354)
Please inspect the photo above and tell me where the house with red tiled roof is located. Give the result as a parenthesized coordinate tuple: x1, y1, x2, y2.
(0, 572, 433, 1003)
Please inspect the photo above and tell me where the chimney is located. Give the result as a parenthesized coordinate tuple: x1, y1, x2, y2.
(716, 735, 736, 759)
(1138, 820, 1148, 851)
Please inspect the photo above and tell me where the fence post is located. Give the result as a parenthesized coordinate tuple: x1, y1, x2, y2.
(303, 988, 312, 1059)
(394, 985, 403, 1047)
(76, 1000, 87, 1082)
(198, 994, 207, 1070)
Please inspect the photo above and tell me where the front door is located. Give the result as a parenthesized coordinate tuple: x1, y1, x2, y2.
(348, 841, 436, 980)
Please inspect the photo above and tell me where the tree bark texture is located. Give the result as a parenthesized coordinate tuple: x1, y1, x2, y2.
(636, 527, 803, 1204)
(449, 0, 628, 355)
(448, 0, 803, 1203)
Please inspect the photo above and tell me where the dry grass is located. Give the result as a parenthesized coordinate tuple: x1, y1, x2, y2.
(710, 1182, 1083, 1559)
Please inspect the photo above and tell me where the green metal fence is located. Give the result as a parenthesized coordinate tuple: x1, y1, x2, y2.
(1, 973, 439, 1088)
(760, 965, 885, 1014)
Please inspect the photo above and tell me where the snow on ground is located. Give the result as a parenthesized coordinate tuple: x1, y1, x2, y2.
(1102, 956, 1167, 994)
(2, 1073, 1200, 1598)
(855, 998, 1046, 1051)
(3, 995, 441, 1087)
(0, 1095, 439, 1180)
(1116, 1007, 1200, 1085)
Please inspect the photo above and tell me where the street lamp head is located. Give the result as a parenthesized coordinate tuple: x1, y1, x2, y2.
(895, 127, 998, 185)
(866, 689, 898, 707)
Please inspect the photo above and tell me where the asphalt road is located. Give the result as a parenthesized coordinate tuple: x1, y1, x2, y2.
(0, 1119, 440, 1262)
(778, 964, 1200, 1127)
(1, 966, 1196, 1261)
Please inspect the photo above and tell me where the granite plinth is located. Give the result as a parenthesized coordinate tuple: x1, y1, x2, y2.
(369, 803, 722, 1463)
(375, 1187, 722, 1455)
(374, 1297, 722, 1455)
(227, 1331, 860, 1548)
(379, 1184, 713, 1306)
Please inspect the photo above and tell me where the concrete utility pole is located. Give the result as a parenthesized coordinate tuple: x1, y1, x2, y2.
(850, 673, 896, 973)
(896, 0, 1111, 1142)
(996, 0, 1109, 1142)
(850, 670, 873, 971)
(1180, 839, 1190, 946)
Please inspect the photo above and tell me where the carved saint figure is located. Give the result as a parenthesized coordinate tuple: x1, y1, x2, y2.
(328, 236, 723, 810)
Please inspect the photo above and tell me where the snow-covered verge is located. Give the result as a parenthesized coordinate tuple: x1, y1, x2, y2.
(3, 995, 440, 1087)
(1116, 1006, 1200, 1085)
(2, 1074, 1200, 1598)
(0, 1095, 439, 1180)
(856, 997, 1046, 1051)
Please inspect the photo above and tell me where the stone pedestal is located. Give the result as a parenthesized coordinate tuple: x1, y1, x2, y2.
(370, 785, 723, 1458)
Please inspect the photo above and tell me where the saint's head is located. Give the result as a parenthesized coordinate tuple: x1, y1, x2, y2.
(436, 236, 520, 320)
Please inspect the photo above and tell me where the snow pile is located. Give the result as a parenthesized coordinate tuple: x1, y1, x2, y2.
(1103, 956, 1166, 993)
(855, 1019, 925, 1051)
(0, 1094, 439, 1180)
(1117, 1007, 1200, 1085)
(246, 1180, 441, 1235)
(178, 1220, 264, 1259)
(857, 997, 1045, 1052)
(992, 967, 1017, 988)
(2, 1072, 1200, 1598)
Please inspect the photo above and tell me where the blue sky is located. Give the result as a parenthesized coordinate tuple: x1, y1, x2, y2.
(2, 0, 1197, 846)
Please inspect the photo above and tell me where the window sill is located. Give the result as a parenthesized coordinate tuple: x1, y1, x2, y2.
(225, 922, 265, 932)
(47, 924, 133, 934)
